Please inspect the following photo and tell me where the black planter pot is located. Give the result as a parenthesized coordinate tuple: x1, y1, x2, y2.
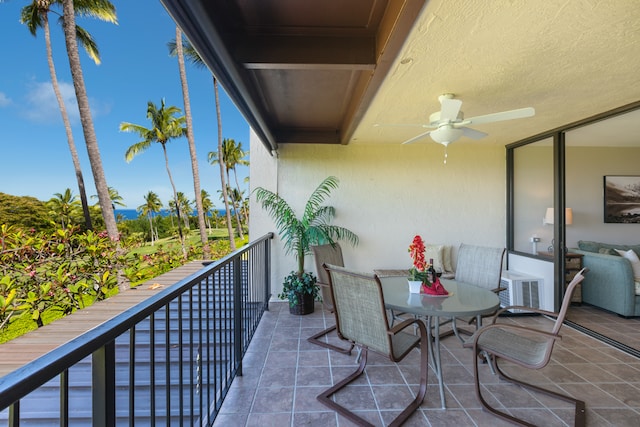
(289, 291, 315, 315)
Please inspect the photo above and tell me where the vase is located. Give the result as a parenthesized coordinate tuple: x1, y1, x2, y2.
(289, 291, 315, 315)
(408, 280, 422, 294)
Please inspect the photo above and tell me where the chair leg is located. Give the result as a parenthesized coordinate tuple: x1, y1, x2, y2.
(318, 340, 429, 427)
(473, 349, 586, 427)
(317, 346, 374, 427)
(307, 325, 354, 354)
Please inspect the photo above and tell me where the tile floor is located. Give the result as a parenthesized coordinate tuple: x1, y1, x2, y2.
(566, 304, 640, 353)
(213, 302, 640, 426)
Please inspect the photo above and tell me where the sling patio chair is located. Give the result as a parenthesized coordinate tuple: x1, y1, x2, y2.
(373, 268, 411, 326)
(307, 244, 354, 354)
(450, 243, 506, 339)
(318, 264, 429, 427)
(463, 268, 588, 427)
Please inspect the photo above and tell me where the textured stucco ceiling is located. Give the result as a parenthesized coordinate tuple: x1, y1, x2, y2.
(352, 0, 640, 147)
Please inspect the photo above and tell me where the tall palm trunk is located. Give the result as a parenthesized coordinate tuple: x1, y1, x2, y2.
(176, 28, 210, 259)
(161, 143, 187, 258)
(42, 8, 92, 230)
(214, 78, 235, 250)
(60, 0, 118, 242)
(227, 170, 244, 240)
(147, 212, 155, 246)
(231, 169, 246, 237)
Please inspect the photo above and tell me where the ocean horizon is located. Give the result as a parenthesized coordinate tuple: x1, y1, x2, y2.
(115, 209, 226, 221)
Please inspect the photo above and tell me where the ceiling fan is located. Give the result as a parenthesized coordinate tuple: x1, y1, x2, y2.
(376, 94, 535, 147)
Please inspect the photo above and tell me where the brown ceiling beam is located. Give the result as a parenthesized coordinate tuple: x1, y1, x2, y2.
(340, 0, 427, 144)
(236, 35, 376, 70)
(275, 129, 341, 144)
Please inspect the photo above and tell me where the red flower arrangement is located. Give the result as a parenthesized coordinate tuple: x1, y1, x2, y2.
(408, 235, 449, 296)
(408, 235, 430, 284)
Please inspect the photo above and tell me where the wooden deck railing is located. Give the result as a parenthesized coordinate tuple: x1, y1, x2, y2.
(0, 233, 273, 426)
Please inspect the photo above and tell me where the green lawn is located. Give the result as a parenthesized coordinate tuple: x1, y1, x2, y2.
(130, 228, 242, 256)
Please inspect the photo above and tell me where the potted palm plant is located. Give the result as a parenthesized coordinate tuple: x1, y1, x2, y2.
(254, 176, 359, 314)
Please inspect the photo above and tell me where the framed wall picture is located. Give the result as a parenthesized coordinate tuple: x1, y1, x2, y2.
(604, 175, 640, 223)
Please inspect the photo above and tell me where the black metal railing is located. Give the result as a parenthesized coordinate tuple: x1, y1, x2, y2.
(0, 233, 273, 426)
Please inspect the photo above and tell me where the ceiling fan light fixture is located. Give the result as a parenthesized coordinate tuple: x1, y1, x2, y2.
(430, 126, 463, 145)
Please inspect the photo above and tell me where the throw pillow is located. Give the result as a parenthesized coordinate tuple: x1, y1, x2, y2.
(443, 245, 453, 273)
(598, 247, 619, 256)
(577, 240, 603, 253)
(615, 249, 640, 281)
(424, 244, 445, 273)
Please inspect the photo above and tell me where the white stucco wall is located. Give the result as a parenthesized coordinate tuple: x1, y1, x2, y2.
(249, 129, 507, 298)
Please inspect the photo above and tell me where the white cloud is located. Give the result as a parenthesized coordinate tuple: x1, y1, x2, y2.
(23, 81, 80, 124)
(21, 80, 111, 124)
(0, 92, 11, 107)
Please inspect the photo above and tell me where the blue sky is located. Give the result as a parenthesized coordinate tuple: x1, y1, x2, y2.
(0, 0, 251, 209)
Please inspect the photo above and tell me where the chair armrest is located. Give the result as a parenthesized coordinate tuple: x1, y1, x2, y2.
(388, 317, 424, 335)
(463, 322, 560, 349)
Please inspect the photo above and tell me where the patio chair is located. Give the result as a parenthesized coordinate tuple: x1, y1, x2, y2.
(373, 269, 411, 326)
(318, 264, 429, 427)
(463, 268, 588, 427)
(308, 244, 354, 354)
(451, 244, 506, 337)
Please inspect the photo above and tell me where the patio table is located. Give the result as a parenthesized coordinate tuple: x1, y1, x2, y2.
(380, 276, 500, 409)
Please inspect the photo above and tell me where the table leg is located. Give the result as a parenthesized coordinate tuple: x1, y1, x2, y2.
(427, 316, 446, 409)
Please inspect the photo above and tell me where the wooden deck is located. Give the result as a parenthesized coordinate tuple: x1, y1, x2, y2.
(0, 261, 210, 377)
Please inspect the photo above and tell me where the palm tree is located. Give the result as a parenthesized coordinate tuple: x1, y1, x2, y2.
(254, 176, 359, 277)
(175, 191, 192, 230)
(227, 186, 245, 234)
(137, 191, 162, 245)
(168, 30, 210, 259)
(208, 138, 248, 239)
(92, 186, 125, 210)
(200, 189, 214, 233)
(168, 38, 235, 250)
(47, 188, 80, 229)
(19, 0, 117, 230)
(60, 0, 119, 242)
(120, 99, 188, 258)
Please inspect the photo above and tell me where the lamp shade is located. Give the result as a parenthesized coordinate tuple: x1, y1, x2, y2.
(543, 207, 573, 225)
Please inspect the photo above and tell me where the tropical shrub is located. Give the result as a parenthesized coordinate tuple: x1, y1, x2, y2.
(0, 225, 127, 328)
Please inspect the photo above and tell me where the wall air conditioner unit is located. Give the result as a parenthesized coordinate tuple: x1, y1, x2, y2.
(499, 271, 544, 313)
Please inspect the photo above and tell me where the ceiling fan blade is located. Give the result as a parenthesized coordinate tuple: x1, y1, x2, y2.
(462, 127, 488, 140)
(440, 98, 462, 121)
(465, 107, 535, 126)
(374, 123, 432, 128)
(401, 130, 432, 145)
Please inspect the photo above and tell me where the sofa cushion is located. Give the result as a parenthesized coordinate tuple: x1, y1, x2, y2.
(578, 240, 640, 255)
(615, 249, 640, 281)
(578, 240, 604, 253)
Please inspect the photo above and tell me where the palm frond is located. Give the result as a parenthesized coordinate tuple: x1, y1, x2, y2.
(73, 0, 118, 24)
(124, 140, 152, 162)
(20, 4, 41, 36)
(302, 176, 339, 222)
(74, 24, 100, 64)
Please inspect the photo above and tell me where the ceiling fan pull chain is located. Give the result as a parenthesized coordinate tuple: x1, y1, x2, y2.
(443, 146, 448, 165)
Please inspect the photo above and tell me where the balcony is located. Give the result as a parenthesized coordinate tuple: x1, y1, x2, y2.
(1, 233, 639, 426)
(214, 301, 640, 426)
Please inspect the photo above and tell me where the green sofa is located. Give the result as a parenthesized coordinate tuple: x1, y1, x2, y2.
(572, 240, 640, 318)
